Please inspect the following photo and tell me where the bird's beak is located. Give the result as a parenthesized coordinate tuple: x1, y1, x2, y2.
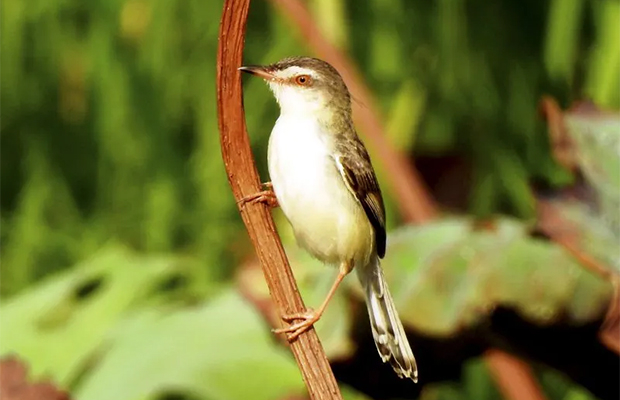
(238, 65, 276, 80)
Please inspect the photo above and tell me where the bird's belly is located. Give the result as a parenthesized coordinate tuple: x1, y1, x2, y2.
(268, 117, 373, 266)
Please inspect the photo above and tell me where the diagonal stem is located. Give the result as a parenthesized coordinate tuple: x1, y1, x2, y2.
(216, 0, 343, 398)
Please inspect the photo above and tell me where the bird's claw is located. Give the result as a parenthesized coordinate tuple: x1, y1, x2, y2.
(273, 308, 319, 342)
(238, 182, 278, 208)
(280, 308, 316, 322)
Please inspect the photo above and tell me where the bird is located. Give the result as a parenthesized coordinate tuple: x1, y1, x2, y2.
(239, 56, 418, 382)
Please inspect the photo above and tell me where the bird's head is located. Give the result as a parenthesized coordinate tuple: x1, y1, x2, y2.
(239, 57, 351, 118)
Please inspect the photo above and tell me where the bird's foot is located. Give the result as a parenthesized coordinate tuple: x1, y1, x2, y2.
(273, 308, 320, 342)
(238, 182, 278, 208)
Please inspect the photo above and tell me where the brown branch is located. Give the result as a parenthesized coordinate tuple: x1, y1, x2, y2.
(599, 281, 620, 354)
(536, 199, 616, 281)
(537, 199, 620, 354)
(0, 356, 71, 400)
(267, 1, 547, 399)
(485, 350, 547, 400)
(216, 1, 342, 398)
(539, 96, 578, 172)
(269, 0, 437, 224)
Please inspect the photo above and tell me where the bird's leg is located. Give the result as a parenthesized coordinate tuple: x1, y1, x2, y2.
(238, 182, 278, 208)
(273, 260, 353, 342)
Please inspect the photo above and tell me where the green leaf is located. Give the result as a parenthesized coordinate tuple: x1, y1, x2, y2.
(543, 0, 585, 83)
(0, 245, 203, 386)
(557, 112, 620, 271)
(566, 113, 620, 219)
(75, 291, 305, 400)
(384, 218, 612, 335)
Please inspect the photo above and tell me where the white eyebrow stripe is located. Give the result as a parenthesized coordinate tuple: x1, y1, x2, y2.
(280, 66, 319, 79)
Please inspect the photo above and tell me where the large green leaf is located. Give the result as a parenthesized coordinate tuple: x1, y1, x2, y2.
(385, 218, 612, 335)
(0, 245, 195, 386)
(74, 291, 305, 400)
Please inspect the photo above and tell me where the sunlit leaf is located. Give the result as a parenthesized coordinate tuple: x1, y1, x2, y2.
(75, 291, 305, 400)
(386, 218, 612, 335)
(0, 246, 201, 386)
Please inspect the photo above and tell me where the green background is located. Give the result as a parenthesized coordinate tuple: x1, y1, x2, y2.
(1, 0, 618, 399)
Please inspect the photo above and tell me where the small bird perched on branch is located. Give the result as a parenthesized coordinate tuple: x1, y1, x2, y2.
(239, 57, 418, 382)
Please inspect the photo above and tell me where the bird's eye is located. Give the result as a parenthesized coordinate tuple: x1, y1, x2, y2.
(294, 75, 312, 86)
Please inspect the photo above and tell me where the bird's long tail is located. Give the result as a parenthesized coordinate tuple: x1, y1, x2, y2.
(357, 256, 418, 382)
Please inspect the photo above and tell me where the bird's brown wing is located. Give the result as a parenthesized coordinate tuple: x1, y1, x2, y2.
(334, 150, 387, 258)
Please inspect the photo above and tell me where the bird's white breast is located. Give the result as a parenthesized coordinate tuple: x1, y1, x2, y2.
(268, 115, 373, 266)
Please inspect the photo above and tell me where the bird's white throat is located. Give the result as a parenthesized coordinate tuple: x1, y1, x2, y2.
(268, 82, 326, 116)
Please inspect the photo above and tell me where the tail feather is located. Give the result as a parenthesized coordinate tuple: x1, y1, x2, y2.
(357, 257, 418, 382)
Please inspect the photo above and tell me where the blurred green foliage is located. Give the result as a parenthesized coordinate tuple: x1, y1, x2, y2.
(1, 0, 619, 399)
(2, 0, 619, 295)
(2, 222, 610, 399)
(558, 112, 620, 271)
(0, 246, 368, 399)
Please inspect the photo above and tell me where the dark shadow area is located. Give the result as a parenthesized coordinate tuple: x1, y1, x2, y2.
(333, 305, 619, 400)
